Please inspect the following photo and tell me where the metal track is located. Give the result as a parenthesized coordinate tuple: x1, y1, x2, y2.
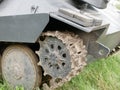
(36, 31, 87, 90)
(110, 44, 120, 55)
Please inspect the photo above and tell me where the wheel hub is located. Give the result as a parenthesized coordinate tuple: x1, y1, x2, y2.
(12, 63, 23, 80)
(38, 37, 71, 78)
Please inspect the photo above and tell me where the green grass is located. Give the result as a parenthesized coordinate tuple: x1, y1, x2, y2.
(116, 4, 120, 10)
(115, 0, 120, 10)
(0, 81, 24, 90)
(0, 53, 120, 90)
(56, 54, 120, 90)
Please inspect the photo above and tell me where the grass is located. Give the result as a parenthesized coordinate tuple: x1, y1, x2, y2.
(116, 3, 120, 10)
(0, 81, 24, 90)
(56, 54, 120, 90)
(0, 53, 120, 90)
(115, 0, 120, 10)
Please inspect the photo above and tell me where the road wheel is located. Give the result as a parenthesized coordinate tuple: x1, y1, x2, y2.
(1, 45, 42, 90)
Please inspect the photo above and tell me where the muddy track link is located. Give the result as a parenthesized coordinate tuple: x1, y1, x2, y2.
(110, 44, 120, 55)
(36, 31, 87, 90)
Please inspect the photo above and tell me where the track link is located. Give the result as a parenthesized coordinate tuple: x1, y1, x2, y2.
(36, 31, 87, 90)
(110, 44, 120, 55)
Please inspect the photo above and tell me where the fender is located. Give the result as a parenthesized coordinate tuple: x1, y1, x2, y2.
(0, 14, 49, 43)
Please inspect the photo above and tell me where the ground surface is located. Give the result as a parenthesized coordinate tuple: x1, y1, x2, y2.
(0, 52, 120, 90)
(56, 51, 120, 90)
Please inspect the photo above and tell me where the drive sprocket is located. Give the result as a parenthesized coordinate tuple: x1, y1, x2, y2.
(36, 31, 87, 90)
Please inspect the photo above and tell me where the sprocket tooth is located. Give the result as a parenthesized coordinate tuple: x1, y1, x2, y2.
(35, 51, 40, 56)
(112, 48, 116, 52)
(118, 46, 120, 49)
(49, 79, 56, 86)
(43, 71, 48, 76)
(42, 83, 51, 90)
(37, 61, 41, 66)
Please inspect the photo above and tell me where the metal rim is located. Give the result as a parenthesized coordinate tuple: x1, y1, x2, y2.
(1, 45, 42, 90)
(39, 37, 71, 78)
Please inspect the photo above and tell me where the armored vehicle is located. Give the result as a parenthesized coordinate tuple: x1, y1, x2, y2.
(0, 0, 120, 90)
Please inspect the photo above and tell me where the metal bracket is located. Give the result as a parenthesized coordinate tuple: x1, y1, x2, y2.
(77, 29, 110, 62)
(87, 41, 110, 62)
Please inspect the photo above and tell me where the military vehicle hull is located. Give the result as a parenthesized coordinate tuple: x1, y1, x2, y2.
(0, 0, 119, 90)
